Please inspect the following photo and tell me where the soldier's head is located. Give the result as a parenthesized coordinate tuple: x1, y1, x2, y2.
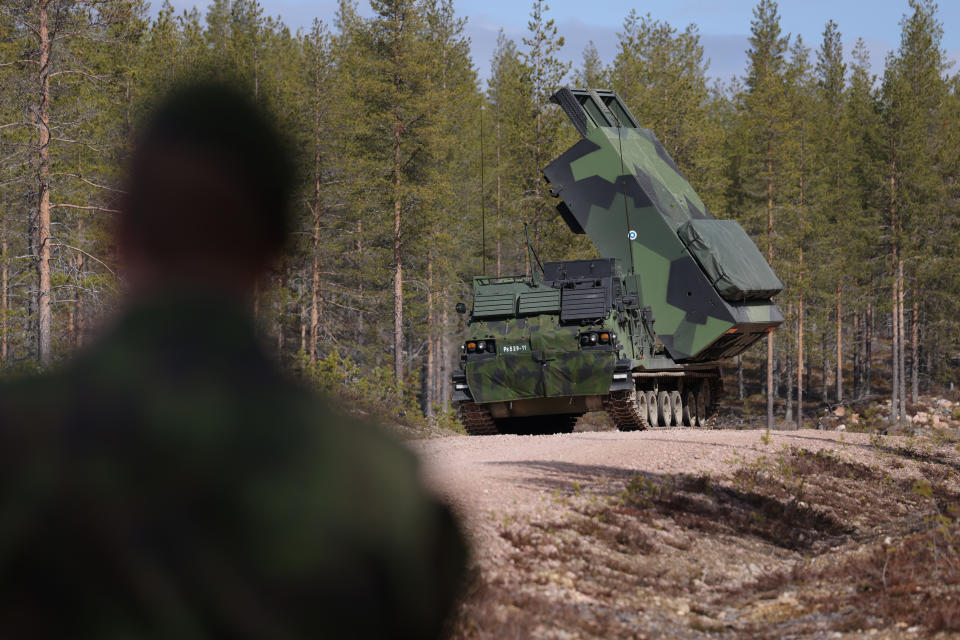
(121, 82, 294, 296)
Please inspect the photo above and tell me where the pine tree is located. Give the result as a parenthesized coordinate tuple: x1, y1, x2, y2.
(520, 0, 569, 256)
(574, 40, 608, 88)
(783, 35, 815, 426)
(739, 0, 790, 428)
(815, 21, 850, 404)
(421, 0, 477, 414)
(487, 32, 529, 275)
(1, 0, 139, 367)
(351, 0, 442, 389)
(881, 0, 950, 426)
(843, 39, 883, 399)
(302, 19, 334, 365)
(611, 11, 727, 215)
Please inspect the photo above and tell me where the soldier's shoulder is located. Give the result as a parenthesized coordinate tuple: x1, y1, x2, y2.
(297, 389, 421, 473)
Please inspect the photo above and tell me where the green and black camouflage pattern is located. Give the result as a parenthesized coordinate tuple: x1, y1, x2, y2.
(543, 88, 782, 362)
(0, 294, 465, 638)
(465, 313, 616, 404)
(455, 88, 782, 416)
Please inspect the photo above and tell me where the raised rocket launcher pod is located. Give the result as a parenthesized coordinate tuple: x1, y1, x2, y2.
(452, 88, 783, 434)
(543, 87, 783, 361)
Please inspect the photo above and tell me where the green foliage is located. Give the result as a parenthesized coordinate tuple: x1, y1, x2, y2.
(432, 406, 464, 433)
(574, 41, 609, 89)
(0, 0, 958, 424)
(912, 478, 934, 500)
(611, 11, 726, 211)
(299, 349, 424, 424)
(851, 405, 888, 433)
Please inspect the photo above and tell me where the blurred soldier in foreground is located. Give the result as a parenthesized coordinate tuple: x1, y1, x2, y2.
(0, 84, 466, 638)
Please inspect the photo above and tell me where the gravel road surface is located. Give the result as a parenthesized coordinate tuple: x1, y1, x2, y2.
(414, 428, 863, 562)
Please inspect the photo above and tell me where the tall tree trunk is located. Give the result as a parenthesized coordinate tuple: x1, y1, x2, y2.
(300, 304, 307, 354)
(309, 177, 322, 363)
(532, 56, 542, 252)
(440, 286, 450, 409)
(889, 165, 898, 425)
(36, 0, 52, 367)
(426, 258, 435, 417)
(766, 155, 774, 430)
(496, 119, 502, 276)
(68, 294, 76, 347)
(911, 287, 919, 403)
(891, 278, 900, 424)
(821, 331, 828, 401)
(897, 259, 906, 427)
(835, 282, 842, 402)
(356, 218, 364, 343)
(785, 346, 793, 423)
(797, 291, 803, 429)
(392, 117, 404, 388)
(853, 310, 861, 399)
(308, 39, 324, 364)
(309, 222, 322, 362)
(74, 216, 84, 348)
(798, 135, 804, 428)
(390, 8, 405, 387)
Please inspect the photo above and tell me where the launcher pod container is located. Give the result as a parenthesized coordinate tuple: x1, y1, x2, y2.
(453, 88, 783, 435)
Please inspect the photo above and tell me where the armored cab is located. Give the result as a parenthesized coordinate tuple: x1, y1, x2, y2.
(454, 258, 634, 434)
(453, 88, 783, 434)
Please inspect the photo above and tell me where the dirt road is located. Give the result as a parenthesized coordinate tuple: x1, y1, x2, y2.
(413, 428, 960, 639)
(416, 429, 868, 561)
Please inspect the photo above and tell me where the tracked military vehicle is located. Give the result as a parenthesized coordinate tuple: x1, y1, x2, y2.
(453, 88, 783, 435)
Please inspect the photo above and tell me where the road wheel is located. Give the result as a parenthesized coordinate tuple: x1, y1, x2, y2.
(657, 390, 671, 426)
(695, 385, 707, 427)
(702, 383, 713, 420)
(646, 390, 659, 427)
(636, 391, 649, 427)
(669, 390, 682, 426)
(682, 389, 697, 426)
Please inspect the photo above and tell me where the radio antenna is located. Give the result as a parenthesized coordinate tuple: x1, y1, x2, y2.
(480, 104, 486, 276)
(524, 223, 544, 283)
(609, 103, 636, 276)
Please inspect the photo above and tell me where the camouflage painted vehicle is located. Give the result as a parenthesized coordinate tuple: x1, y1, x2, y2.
(453, 88, 783, 435)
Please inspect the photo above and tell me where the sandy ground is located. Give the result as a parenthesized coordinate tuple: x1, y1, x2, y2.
(412, 427, 960, 639)
(415, 429, 878, 561)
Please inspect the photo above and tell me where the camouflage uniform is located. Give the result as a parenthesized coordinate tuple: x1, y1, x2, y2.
(0, 294, 465, 638)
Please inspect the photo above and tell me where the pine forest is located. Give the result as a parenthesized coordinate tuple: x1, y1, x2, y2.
(1, 0, 958, 429)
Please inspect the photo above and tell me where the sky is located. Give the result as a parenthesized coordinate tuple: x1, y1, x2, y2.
(157, 0, 960, 86)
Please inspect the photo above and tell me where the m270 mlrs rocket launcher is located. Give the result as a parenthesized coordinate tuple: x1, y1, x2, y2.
(453, 88, 783, 434)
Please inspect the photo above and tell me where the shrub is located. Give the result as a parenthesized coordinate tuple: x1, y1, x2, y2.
(298, 349, 425, 426)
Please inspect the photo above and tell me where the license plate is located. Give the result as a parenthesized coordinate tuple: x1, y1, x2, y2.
(499, 343, 530, 355)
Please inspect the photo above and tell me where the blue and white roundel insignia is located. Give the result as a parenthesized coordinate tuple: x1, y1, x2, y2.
(628, 230, 637, 240)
